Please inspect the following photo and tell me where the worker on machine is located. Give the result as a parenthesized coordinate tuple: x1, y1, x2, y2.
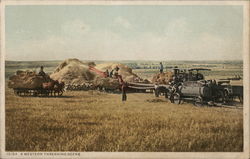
(188, 71, 193, 81)
(113, 66, 120, 78)
(105, 69, 109, 77)
(159, 62, 164, 73)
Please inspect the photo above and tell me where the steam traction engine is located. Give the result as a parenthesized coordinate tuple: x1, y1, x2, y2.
(169, 80, 225, 106)
(154, 68, 239, 106)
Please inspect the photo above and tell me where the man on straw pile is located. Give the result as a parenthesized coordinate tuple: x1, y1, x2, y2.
(38, 66, 46, 77)
(105, 69, 109, 77)
(113, 66, 120, 78)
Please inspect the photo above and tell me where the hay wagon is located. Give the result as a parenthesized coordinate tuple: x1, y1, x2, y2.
(12, 84, 64, 97)
(8, 71, 65, 97)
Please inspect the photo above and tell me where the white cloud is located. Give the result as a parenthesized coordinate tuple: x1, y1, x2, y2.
(6, 19, 242, 61)
(113, 17, 132, 29)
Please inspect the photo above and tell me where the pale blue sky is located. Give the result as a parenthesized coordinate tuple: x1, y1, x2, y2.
(5, 5, 243, 61)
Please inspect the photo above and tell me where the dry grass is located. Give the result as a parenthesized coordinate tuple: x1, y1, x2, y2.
(5, 87, 243, 152)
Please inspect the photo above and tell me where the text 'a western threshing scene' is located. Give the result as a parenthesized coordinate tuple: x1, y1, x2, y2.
(4, 4, 244, 152)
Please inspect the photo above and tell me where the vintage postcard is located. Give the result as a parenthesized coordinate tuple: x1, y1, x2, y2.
(0, 0, 249, 159)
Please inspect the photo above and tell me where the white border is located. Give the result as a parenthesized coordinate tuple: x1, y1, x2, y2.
(0, 1, 249, 159)
(1, 0, 250, 5)
(0, 1, 6, 159)
(243, 1, 250, 158)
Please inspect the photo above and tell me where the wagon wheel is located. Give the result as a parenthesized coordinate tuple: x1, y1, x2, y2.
(194, 96, 203, 106)
(19, 90, 24, 96)
(28, 90, 32, 96)
(217, 90, 225, 103)
(15, 89, 21, 96)
(57, 90, 63, 96)
(33, 90, 38, 97)
(13, 89, 18, 95)
(171, 93, 181, 104)
(37, 89, 43, 97)
(42, 90, 49, 97)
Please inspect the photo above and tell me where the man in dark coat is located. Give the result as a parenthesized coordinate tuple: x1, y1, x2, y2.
(159, 62, 164, 73)
(38, 66, 46, 76)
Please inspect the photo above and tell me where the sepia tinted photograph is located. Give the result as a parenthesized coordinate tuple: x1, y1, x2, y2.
(1, 0, 249, 159)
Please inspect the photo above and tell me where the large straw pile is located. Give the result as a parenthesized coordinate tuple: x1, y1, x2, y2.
(95, 63, 142, 82)
(50, 58, 97, 85)
(50, 59, 144, 90)
(8, 70, 47, 89)
(152, 71, 174, 84)
(93, 76, 120, 90)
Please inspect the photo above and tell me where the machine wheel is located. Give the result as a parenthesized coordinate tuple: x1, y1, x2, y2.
(154, 89, 159, 97)
(14, 89, 18, 95)
(239, 96, 243, 103)
(194, 96, 203, 106)
(164, 91, 169, 99)
(171, 93, 181, 104)
(224, 90, 230, 103)
(217, 90, 225, 103)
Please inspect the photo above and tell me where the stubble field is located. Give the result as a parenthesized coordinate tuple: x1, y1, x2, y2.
(5, 87, 243, 152)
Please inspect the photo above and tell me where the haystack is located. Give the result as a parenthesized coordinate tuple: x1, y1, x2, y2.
(152, 71, 174, 84)
(93, 76, 120, 90)
(50, 59, 147, 90)
(95, 63, 141, 82)
(50, 58, 97, 85)
(8, 70, 47, 89)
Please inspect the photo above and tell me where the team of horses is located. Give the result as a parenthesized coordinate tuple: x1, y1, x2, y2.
(42, 80, 65, 96)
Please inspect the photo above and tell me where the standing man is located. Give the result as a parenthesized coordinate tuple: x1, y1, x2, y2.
(117, 74, 127, 102)
(109, 69, 114, 77)
(113, 66, 120, 78)
(38, 66, 46, 77)
(121, 82, 127, 102)
(159, 62, 164, 73)
(38, 66, 50, 82)
(105, 69, 109, 77)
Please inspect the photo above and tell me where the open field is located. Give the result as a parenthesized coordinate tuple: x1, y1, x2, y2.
(5, 60, 243, 151)
(5, 87, 243, 152)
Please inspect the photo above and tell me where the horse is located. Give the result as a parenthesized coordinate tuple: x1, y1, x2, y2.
(53, 81, 65, 96)
(42, 80, 64, 96)
(42, 81, 56, 96)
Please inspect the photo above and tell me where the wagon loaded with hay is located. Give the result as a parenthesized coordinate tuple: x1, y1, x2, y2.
(8, 70, 65, 97)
